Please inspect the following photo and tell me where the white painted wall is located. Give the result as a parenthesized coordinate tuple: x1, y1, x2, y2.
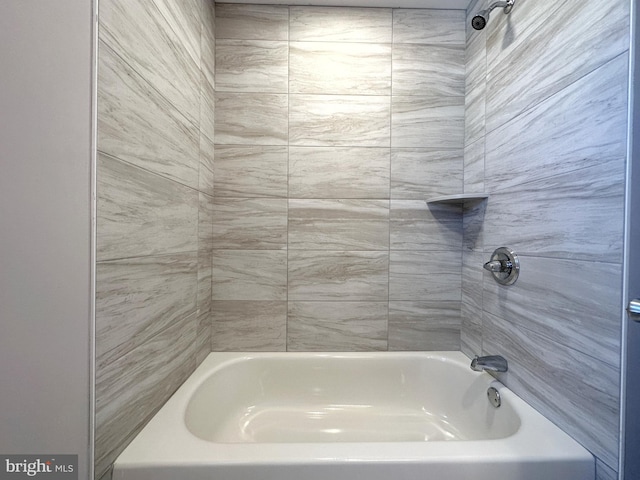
(0, 1, 94, 478)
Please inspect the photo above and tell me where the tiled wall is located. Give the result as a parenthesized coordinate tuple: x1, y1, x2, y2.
(95, 0, 215, 478)
(212, 4, 466, 351)
(462, 0, 629, 478)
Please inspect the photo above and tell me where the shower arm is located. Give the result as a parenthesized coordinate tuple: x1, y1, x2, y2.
(487, 0, 515, 15)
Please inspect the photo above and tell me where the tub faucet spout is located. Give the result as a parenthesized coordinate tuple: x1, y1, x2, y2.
(470, 355, 508, 373)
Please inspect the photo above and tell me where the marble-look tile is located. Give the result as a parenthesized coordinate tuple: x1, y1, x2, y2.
(482, 311, 620, 468)
(290, 94, 390, 147)
(393, 10, 465, 46)
(213, 146, 288, 197)
(200, 71, 215, 145)
(152, 0, 201, 66)
(390, 148, 463, 199)
(98, 42, 200, 189)
(464, 14, 486, 147)
(388, 301, 460, 351)
(288, 251, 389, 301)
(392, 44, 464, 97)
(212, 250, 287, 300)
(483, 256, 622, 368)
(199, 133, 214, 196)
(389, 251, 461, 301)
(201, 0, 216, 89)
(99, 0, 200, 124)
(288, 199, 389, 250)
(216, 40, 288, 93)
(483, 166, 625, 262)
(97, 154, 198, 261)
(211, 301, 286, 351)
(390, 200, 462, 251)
(287, 301, 388, 351)
(95, 311, 197, 478)
(215, 4, 289, 40)
(463, 138, 484, 194)
(460, 250, 484, 356)
(462, 199, 485, 252)
(460, 302, 482, 357)
(196, 193, 213, 364)
(485, 54, 628, 192)
(95, 253, 198, 367)
(290, 6, 392, 43)
(485, 0, 629, 133)
(596, 459, 618, 480)
(290, 42, 391, 95)
(391, 96, 464, 148)
(289, 147, 390, 199)
(214, 92, 288, 145)
(212, 198, 288, 249)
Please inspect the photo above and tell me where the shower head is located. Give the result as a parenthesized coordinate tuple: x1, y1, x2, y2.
(471, 0, 515, 30)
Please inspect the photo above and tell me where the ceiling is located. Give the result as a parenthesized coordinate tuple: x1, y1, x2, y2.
(218, 0, 472, 9)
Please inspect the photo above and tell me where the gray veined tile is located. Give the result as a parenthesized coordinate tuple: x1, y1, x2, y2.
(196, 248, 212, 365)
(289, 6, 392, 43)
(290, 94, 390, 147)
(595, 460, 618, 480)
(214, 92, 288, 145)
(289, 199, 389, 251)
(288, 251, 389, 301)
(200, 71, 215, 145)
(212, 250, 287, 301)
(211, 301, 286, 351)
(214, 146, 288, 198)
(216, 40, 288, 93)
(99, 0, 200, 124)
(98, 41, 200, 189)
(199, 133, 215, 196)
(290, 42, 391, 95)
(391, 96, 465, 149)
(390, 200, 463, 251)
(152, 0, 201, 66)
(215, 3, 289, 40)
(392, 44, 465, 97)
(390, 148, 463, 199)
(198, 192, 214, 256)
(95, 252, 198, 367)
(389, 251, 461, 302)
(464, 21, 486, 147)
(97, 154, 199, 262)
(463, 138, 485, 194)
(388, 301, 461, 351)
(460, 250, 484, 356)
(287, 302, 388, 351)
(201, 0, 216, 89)
(393, 9, 465, 46)
(212, 198, 288, 250)
(289, 147, 390, 199)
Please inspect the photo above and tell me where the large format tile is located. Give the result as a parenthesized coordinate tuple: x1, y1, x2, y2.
(290, 6, 392, 43)
(214, 146, 288, 197)
(393, 9, 465, 46)
(390, 200, 462, 251)
(289, 147, 390, 199)
(95, 312, 197, 478)
(389, 251, 461, 301)
(199, 133, 215, 196)
(196, 193, 214, 364)
(96, 253, 198, 367)
(152, 0, 201, 66)
(391, 95, 464, 148)
(485, 0, 629, 132)
(288, 199, 389, 250)
(211, 301, 286, 351)
(483, 255, 622, 367)
(390, 148, 463, 199)
(215, 3, 289, 40)
(97, 154, 198, 261)
(99, 0, 200, 124)
(200, 71, 216, 145)
(212, 198, 288, 249)
(214, 92, 288, 145)
(463, 138, 484, 194)
(290, 42, 391, 95)
(200, 0, 216, 88)
(216, 40, 288, 93)
(485, 54, 628, 191)
(288, 251, 389, 301)
(483, 311, 620, 468)
(288, 301, 388, 351)
(98, 42, 200, 189)
(388, 301, 460, 351)
(464, 10, 486, 147)
(290, 94, 390, 147)
(392, 44, 464, 97)
(460, 250, 484, 356)
(212, 250, 287, 300)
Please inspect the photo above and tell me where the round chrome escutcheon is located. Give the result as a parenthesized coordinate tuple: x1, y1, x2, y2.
(487, 386, 501, 408)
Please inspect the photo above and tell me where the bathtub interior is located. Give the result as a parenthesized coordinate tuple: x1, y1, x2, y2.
(185, 353, 521, 443)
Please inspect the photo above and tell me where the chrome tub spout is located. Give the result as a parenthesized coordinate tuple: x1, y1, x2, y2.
(470, 355, 508, 373)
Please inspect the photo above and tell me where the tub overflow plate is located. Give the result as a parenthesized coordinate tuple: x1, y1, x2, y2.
(487, 387, 501, 408)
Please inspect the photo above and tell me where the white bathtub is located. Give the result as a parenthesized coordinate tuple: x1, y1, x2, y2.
(113, 351, 594, 480)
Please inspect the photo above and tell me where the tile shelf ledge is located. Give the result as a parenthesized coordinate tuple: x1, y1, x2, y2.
(425, 193, 489, 206)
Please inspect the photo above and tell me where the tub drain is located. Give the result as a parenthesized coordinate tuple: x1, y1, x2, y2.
(487, 387, 501, 408)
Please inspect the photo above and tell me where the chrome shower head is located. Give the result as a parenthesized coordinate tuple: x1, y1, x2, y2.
(471, 0, 515, 30)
